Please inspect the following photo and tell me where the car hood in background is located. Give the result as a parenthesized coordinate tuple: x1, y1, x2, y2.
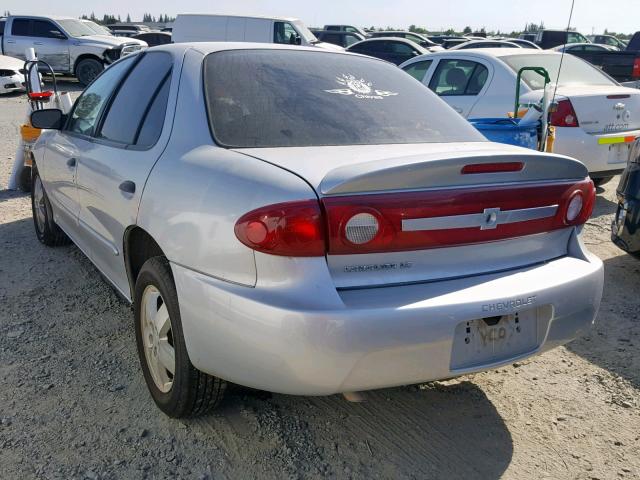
(0, 54, 25, 70)
(73, 34, 143, 48)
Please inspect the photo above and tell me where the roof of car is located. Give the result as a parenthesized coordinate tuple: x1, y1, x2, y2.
(177, 13, 299, 22)
(147, 42, 364, 56)
(8, 15, 77, 21)
(435, 47, 557, 57)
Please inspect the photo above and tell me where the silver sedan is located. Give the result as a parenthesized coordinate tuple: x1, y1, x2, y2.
(29, 43, 604, 418)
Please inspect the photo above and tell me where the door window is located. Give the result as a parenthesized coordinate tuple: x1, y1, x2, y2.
(32, 20, 64, 38)
(402, 60, 433, 81)
(66, 56, 136, 136)
(274, 22, 299, 45)
(567, 32, 586, 44)
(429, 59, 489, 96)
(11, 19, 30, 36)
(98, 52, 173, 146)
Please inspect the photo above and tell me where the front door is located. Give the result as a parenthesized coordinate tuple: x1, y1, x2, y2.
(74, 52, 174, 296)
(31, 19, 70, 72)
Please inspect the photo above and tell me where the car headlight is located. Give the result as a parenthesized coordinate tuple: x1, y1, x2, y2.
(121, 44, 144, 56)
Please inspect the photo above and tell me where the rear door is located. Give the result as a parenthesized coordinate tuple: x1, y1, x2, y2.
(40, 56, 136, 238)
(427, 57, 492, 116)
(74, 51, 174, 295)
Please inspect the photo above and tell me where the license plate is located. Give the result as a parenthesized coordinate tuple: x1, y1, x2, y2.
(607, 143, 632, 164)
(450, 309, 540, 370)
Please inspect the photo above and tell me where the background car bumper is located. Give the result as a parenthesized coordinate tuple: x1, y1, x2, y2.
(172, 242, 603, 396)
(554, 127, 640, 177)
(0, 74, 25, 94)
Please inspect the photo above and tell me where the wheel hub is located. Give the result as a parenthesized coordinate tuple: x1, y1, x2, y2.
(140, 285, 175, 393)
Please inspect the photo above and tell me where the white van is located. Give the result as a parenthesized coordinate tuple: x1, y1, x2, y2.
(172, 14, 343, 51)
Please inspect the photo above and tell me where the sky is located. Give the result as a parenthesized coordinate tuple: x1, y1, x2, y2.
(3, 0, 639, 34)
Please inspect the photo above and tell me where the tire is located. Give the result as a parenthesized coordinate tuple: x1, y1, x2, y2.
(593, 176, 614, 188)
(134, 257, 226, 417)
(31, 169, 70, 247)
(18, 166, 32, 193)
(75, 58, 104, 86)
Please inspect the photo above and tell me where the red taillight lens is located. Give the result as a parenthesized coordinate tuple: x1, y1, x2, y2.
(234, 200, 325, 256)
(323, 178, 595, 255)
(632, 58, 640, 79)
(550, 99, 579, 127)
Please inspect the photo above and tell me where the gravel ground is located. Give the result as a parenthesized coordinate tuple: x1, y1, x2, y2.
(0, 81, 638, 480)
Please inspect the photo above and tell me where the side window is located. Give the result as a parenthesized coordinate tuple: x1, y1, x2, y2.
(274, 22, 299, 45)
(326, 26, 339, 31)
(67, 56, 136, 136)
(32, 20, 64, 38)
(345, 27, 358, 34)
(350, 42, 374, 53)
(98, 52, 173, 146)
(429, 59, 488, 96)
(11, 19, 30, 36)
(0, 19, 5, 36)
(402, 60, 433, 81)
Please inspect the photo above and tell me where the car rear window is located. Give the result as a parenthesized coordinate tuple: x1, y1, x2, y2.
(203, 49, 485, 148)
(501, 53, 616, 90)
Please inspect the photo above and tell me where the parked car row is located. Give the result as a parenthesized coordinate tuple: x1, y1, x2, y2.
(28, 40, 605, 418)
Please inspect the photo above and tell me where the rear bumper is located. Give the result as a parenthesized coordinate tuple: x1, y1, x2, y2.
(173, 236, 603, 395)
(554, 128, 640, 177)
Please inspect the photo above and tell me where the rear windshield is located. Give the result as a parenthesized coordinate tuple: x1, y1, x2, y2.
(501, 53, 616, 90)
(204, 49, 485, 148)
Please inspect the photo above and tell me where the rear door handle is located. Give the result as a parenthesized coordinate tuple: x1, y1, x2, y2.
(66, 157, 76, 168)
(6, 40, 16, 44)
(119, 180, 136, 194)
(454, 107, 464, 113)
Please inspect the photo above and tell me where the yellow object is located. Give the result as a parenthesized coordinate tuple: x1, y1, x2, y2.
(20, 124, 42, 142)
(597, 135, 637, 145)
(507, 109, 529, 119)
(545, 126, 556, 152)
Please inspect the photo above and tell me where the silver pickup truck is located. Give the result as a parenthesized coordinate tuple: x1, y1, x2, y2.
(0, 15, 146, 85)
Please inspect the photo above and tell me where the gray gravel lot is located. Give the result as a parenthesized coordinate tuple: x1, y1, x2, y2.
(0, 80, 639, 480)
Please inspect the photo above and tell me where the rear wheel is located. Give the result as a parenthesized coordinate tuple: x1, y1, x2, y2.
(75, 58, 104, 86)
(31, 169, 70, 246)
(593, 176, 614, 188)
(134, 257, 226, 417)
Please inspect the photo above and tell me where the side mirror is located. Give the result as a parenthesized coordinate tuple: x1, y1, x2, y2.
(31, 109, 65, 130)
(51, 30, 67, 40)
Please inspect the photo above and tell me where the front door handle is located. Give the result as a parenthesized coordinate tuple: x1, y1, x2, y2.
(6, 40, 16, 44)
(119, 180, 136, 194)
(33, 42, 44, 45)
(454, 106, 463, 114)
(66, 157, 76, 168)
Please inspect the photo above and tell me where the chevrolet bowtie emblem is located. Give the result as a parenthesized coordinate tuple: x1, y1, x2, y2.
(481, 208, 501, 230)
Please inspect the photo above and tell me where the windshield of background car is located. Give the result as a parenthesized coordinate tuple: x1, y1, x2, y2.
(204, 50, 485, 148)
(57, 19, 96, 37)
(501, 53, 616, 90)
(292, 21, 317, 43)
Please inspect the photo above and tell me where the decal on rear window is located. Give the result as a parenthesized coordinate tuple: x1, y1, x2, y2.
(325, 74, 398, 99)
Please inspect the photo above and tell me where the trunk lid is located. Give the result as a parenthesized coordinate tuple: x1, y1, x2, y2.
(556, 85, 640, 134)
(236, 143, 591, 289)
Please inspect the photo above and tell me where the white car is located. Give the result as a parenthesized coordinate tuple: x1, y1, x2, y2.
(400, 48, 640, 186)
(30, 43, 603, 417)
(0, 54, 25, 94)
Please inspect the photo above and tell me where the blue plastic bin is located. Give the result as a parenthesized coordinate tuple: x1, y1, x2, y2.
(469, 118, 538, 150)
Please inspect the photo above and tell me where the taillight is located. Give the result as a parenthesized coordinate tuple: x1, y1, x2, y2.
(235, 180, 595, 257)
(550, 99, 579, 127)
(234, 200, 325, 256)
(633, 58, 640, 79)
(323, 178, 595, 255)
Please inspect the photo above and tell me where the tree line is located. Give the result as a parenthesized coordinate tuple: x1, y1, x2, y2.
(78, 13, 175, 25)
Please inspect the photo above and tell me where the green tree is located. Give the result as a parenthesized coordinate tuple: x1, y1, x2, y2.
(126, 13, 131, 22)
(463, 26, 472, 34)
